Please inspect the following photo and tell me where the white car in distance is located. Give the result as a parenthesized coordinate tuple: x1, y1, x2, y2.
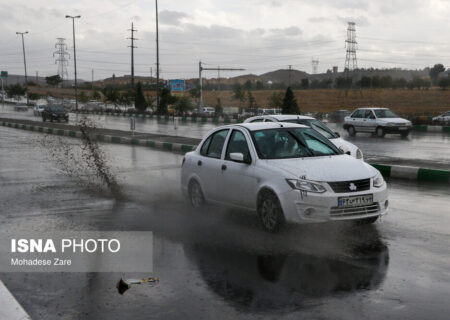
(181, 122, 388, 232)
(344, 108, 412, 137)
(432, 111, 450, 125)
(244, 114, 363, 160)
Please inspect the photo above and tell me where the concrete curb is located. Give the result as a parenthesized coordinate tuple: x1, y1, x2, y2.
(1, 120, 196, 154)
(370, 163, 450, 184)
(413, 125, 450, 133)
(74, 111, 242, 124)
(2, 120, 448, 184)
(0, 280, 31, 320)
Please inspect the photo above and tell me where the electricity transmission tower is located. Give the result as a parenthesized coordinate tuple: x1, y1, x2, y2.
(53, 38, 70, 86)
(198, 61, 245, 113)
(128, 22, 138, 88)
(344, 22, 358, 72)
(311, 58, 319, 74)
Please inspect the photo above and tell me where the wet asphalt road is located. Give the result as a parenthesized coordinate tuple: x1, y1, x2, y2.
(1, 105, 449, 169)
(0, 126, 449, 319)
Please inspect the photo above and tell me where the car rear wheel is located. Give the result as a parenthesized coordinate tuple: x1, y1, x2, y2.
(188, 180, 204, 208)
(376, 127, 385, 138)
(347, 126, 356, 136)
(257, 190, 285, 233)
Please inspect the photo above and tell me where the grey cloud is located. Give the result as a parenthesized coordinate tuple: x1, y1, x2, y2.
(269, 26, 302, 37)
(159, 10, 188, 25)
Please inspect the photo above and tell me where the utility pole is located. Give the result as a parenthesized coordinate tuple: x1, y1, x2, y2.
(91, 69, 94, 88)
(35, 71, 38, 82)
(155, 0, 160, 112)
(344, 21, 358, 95)
(198, 61, 245, 113)
(217, 66, 220, 91)
(16, 31, 28, 105)
(128, 22, 138, 88)
(53, 38, 70, 87)
(66, 15, 81, 111)
(288, 65, 292, 87)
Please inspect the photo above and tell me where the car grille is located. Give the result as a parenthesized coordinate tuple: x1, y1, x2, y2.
(328, 178, 371, 193)
(330, 203, 380, 218)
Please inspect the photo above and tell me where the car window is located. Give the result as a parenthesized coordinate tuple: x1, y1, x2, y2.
(374, 109, 398, 118)
(293, 119, 336, 139)
(364, 110, 374, 118)
(250, 118, 263, 123)
(351, 110, 363, 118)
(264, 118, 275, 122)
(445, 112, 450, 116)
(225, 130, 251, 162)
(200, 129, 229, 159)
(251, 128, 340, 159)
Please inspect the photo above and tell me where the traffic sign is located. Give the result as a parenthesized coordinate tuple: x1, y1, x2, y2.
(1, 71, 7, 78)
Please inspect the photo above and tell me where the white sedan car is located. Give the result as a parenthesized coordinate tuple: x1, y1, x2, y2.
(181, 122, 388, 232)
(432, 111, 450, 125)
(244, 115, 363, 160)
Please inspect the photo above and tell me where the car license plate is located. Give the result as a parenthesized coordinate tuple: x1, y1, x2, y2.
(338, 194, 373, 208)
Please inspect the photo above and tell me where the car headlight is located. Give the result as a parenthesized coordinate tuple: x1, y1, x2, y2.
(373, 173, 385, 188)
(356, 148, 363, 159)
(286, 179, 326, 193)
(406, 121, 412, 126)
(52, 113, 57, 116)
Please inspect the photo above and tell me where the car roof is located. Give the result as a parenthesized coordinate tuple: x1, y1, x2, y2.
(235, 122, 309, 131)
(355, 107, 388, 111)
(245, 114, 315, 122)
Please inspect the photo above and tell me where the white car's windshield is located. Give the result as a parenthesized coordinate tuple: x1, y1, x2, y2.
(251, 128, 341, 159)
(282, 119, 337, 139)
(374, 109, 398, 118)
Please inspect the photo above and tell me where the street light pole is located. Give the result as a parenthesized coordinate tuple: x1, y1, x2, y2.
(155, 0, 160, 113)
(66, 15, 81, 111)
(16, 31, 28, 105)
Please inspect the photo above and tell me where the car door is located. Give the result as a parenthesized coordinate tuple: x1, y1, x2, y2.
(349, 110, 363, 131)
(195, 129, 230, 202)
(220, 129, 258, 209)
(362, 110, 377, 133)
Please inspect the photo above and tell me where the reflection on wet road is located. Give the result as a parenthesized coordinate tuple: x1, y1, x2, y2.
(0, 119, 449, 319)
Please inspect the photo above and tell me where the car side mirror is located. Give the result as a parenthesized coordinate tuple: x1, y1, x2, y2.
(334, 132, 340, 137)
(229, 152, 246, 163)
(370, 115, 375, 119)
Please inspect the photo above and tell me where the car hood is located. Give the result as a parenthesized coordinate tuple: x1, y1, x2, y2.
(329, 137, 358, 154)
(378, 117, 410, 123)
(265, 155, 377, 182)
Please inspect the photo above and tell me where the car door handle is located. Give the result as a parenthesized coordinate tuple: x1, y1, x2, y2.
(197, 160, 202, 166)
(221, 164, 227, 171)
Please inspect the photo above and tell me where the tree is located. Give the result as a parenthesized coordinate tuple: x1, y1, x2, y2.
(174, 96, 194, 115)
(215, 97, 223, 116)
(102, 85, 120, 109)
(247, 91, 258, 114)
(92, 91, 101, 101)
(45, 75, 62, 87)
(158, 88, 176, 115)
(243, 80, 253, 90)
(255, 81, 264, 90)
(301, 78, 309, 89)
(268, 92, 283, 109)
(78, 91, 89, 103)
(27, 92, 40, 101)
(120, 90, 135, 108)
(429, 64, 445, 85)
(232, 83, 245, 102)
(439, 77, 450, 90)
(189, 85, 201, 99)
(281, 87, 299, 114)
(134, 82, 147, 111)
(6, 84, 26, 100)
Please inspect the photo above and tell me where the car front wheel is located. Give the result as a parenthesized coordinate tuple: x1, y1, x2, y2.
(189, 180, 204, 208)
(257, 190, 285, 232)
(347, 126, 356, 136)
(376, 127, 385, 138)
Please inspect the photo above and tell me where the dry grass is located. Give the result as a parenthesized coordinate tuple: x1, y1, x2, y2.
(30, 86, 450, 115)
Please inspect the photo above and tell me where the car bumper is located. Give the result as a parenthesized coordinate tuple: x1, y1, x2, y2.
(383, 126, 412, 133)
(278, 185, 389, 224)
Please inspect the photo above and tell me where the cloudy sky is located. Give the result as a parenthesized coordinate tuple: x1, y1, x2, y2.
(1, 0, 450, 81)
